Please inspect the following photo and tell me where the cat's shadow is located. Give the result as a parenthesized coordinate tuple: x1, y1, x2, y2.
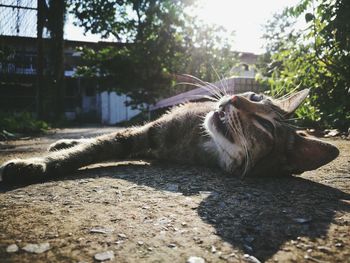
(1, 162, 349, 261)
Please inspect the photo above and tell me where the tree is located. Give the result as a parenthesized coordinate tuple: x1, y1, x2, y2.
(257, 0, 350, 129)
(69, 0, 238, 107)
(47, 0, 67, 119)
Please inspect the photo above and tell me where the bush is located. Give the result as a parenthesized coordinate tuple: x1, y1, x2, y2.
(0, 112, 50, 136)
(258, 0, 350, 130)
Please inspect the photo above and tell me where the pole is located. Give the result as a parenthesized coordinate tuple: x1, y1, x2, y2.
(36, 0, 44, 118)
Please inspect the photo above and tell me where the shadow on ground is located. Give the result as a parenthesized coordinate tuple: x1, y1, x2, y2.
(2, 162, 349, 262)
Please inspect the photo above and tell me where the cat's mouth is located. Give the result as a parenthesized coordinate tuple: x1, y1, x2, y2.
(213, 110, 234, 143)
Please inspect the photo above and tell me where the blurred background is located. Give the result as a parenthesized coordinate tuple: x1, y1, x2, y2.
(0, 0, 349, 136)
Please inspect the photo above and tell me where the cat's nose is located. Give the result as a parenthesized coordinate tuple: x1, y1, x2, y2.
(231, 95, 238, 105)
(231, 95, 242, 109)
(219, 95, 240, 109)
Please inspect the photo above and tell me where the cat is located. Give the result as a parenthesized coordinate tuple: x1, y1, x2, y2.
(0, 88, 339, 184)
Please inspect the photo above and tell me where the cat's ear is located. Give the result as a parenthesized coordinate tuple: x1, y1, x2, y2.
(277, 89, 310, 114)
(286, 131, 339, 174)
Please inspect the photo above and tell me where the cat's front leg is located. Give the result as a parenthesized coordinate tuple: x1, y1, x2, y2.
(48, 138, 93, 151)
(0, 158, 47, 183)
(0, 125, 153, 184)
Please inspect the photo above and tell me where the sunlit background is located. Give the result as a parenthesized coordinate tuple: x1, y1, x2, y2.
(1, 0, 347, 130)
(65, 0, 300, 54)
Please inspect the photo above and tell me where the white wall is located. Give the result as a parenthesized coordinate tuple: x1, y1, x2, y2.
(101, 91, 141, 125)
(101, 91, 110, 123)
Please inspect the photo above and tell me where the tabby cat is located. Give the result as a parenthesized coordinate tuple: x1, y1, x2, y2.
(0, 89, 339, 183)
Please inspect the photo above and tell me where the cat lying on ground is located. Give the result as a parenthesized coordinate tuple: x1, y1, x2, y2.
(0, 89, 339, 184)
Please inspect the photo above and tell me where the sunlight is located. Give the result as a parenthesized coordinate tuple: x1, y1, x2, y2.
(64, 0, 301, 54)
(191, 0, 301, 53)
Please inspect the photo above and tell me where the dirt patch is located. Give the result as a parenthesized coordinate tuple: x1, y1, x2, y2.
(0, 128, 349, 263)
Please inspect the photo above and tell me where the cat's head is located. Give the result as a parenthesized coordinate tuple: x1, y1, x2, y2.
(204, 89, 339, 176)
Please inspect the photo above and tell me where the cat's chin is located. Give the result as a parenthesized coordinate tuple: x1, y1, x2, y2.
(204, 112, 234, 147)
(204, 112, 231, 141)
(204, 111, 245, 173)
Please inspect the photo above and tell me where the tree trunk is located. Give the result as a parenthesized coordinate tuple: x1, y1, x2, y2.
(48, 0, 66, 119)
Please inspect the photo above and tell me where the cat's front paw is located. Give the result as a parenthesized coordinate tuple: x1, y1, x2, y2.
(48, 139, 80, 151)
(0, 159, 47, 184)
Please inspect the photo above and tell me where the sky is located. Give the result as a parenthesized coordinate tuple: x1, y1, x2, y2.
(65, 0, 301, 54)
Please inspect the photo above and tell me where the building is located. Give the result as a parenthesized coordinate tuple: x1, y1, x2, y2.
(230, 52, 259, 78)
(151, 52, 262, 111)
(0, 35, 141, 124)
(0, 35, 261, 122)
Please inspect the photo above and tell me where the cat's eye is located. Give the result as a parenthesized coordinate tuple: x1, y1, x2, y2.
(254, 115, 275, 135)
(250, 93, 263, 102)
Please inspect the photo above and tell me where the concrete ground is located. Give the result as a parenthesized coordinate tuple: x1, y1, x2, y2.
(0, 127, 349, 263)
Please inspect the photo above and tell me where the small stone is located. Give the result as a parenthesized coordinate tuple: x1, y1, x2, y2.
(94, 250, 114, 261)
(211, 245, 216, 253)
(137, 241, 144, 245)
(244, 236, 255, 243)
(335, 242, 343, 248)
(187, 256, 205, 263)
(243, 244, 253, 252)
(166, 183, 179, 192)
(22, 242, 50, 254)
(325, 129, 340, 137)
(90, 227, 113, 234)
(293, 218, 312, 224)
(317, 246, 332, 253)
(228, 252, 237, 258)
(147, 247, 153, 251)
(118, 233, 127, 239)
(199, 191, 211, 197)
(243, 254, 261, 263)
(168, 243, 177, 248)
(6, 244, 19, 253)
(305, 244, 314, 249)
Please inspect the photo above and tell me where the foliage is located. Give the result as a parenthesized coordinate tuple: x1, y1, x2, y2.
(69, 0, 238, 108)
(257, 0, 350, 129)
(0, 112, 49, 136)
(180, 18, 237, 84)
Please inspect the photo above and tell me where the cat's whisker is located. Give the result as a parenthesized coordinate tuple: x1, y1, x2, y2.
(181, 74, 222, 93)
(273, 85, 289, 98)
(176, 81, 223, 100)
(231, 111, 250, 176)
(210, 65, 228, 96)
(191, 95, 219, 102)
(204, 81, 225, 98)
(226, 111, 249, 176)
(283, 117, 303, 122)
(277, 83, 303, 100)
(180, 74, 225, 99)
(223, 75, 231, 95)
